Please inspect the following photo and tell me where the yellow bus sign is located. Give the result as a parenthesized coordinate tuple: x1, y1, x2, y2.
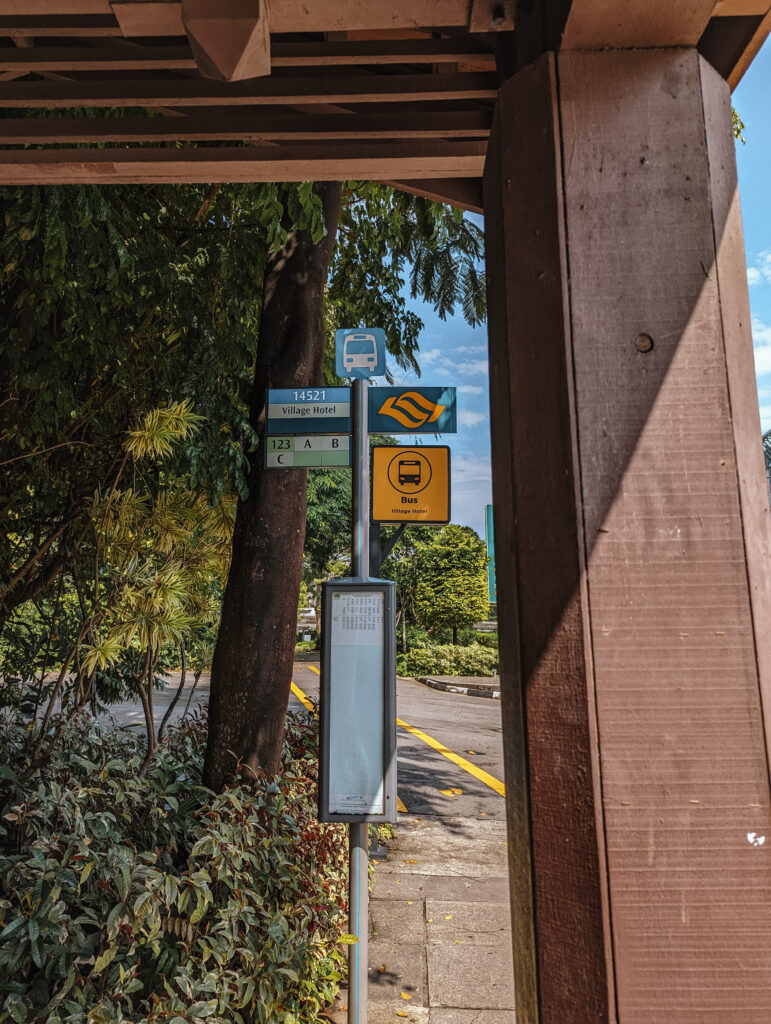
(371, 446, 450, 524)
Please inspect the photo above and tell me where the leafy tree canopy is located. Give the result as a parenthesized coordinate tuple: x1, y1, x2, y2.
(415, 524, 489, 644)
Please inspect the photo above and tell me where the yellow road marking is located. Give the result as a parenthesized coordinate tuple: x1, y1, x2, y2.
(290, 681, 316, 713)
(396, 716, 506, 797)
(304, 663, 506, 798)
(292, 671, 409, 812)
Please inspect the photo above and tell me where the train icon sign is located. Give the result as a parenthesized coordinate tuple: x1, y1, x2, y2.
(335, 327, 386, 379)
(372, 446, 450, 524)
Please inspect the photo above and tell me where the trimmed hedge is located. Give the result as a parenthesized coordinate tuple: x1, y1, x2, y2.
(397, 643, 498, 678)
(0, 710, 348, 1024)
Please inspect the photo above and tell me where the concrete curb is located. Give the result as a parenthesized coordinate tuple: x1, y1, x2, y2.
(414, 676, 501, 700)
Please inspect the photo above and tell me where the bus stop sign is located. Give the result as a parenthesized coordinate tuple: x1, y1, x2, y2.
(371, 445, 450, 524)
(335, 327, 386, 379)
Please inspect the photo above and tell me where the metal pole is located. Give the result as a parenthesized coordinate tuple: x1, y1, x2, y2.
(349, 376, 369, 1024)
(348, 822, 369, 1024)
(351, 378, 369, 580)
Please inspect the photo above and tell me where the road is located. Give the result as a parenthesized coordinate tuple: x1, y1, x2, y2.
(107, 662, 507, 821)
(290, 663, 506, 821)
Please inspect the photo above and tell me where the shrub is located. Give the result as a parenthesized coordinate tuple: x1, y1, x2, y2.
(397, 643, 498, 678)
(0, 709, 348, 1024)
(456, 629, 498, 650)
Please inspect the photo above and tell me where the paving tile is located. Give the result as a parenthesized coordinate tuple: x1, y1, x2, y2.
(371, 871, 426, 900)
(422, 874, 510, 904)
(368, 1005, 430, 1024)
(425, 899, 510, 946)
(426, 943, 515, 1009)
(379, 819, 508, 877)
(368, 940, 425, 1003)
(370, 898, 425, 943)
(430, 1010, 515, 1023)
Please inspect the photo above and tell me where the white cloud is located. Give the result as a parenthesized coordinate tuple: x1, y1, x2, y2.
(456, 359, 489, 377)
(752, 317, 771, 377)
(458, 409, 487, 428)
(759, 404, 771, 433)
(457, 384, 484, 397)
(452, 343, 487, 356)
(747, 251, 771, 287)
(418, 347, 445, 365)
(753, 316, 771, 346)
(451, 453, 492, 485)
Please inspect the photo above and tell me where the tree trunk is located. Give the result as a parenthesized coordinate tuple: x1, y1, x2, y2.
(452, 624, 457, 646)
(157, 640, 186, 743)
(204, 182, 343, 791)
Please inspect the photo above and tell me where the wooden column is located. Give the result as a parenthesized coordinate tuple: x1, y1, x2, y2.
(485, 48, 771, 1024)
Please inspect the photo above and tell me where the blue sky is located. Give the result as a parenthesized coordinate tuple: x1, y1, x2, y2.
(737, 37, 771, 428)
(380, 36, 771, 539)
(381, 293, 492, 537)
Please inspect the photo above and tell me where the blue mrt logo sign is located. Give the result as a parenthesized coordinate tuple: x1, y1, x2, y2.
(369, 387, 457, 434)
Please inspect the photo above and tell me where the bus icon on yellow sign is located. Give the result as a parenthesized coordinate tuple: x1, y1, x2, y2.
(372, 446, 450, 524)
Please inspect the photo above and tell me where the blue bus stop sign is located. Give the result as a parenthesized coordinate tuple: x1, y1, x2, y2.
(335, 327, 386, 379)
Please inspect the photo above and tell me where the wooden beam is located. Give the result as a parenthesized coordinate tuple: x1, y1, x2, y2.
(386, 176, 484, 212)
(0, 14, 121, 36)
(272, 38, 496, 65)
(561, 0, 716, 48)
(0, 141, 486, 184)
(713, 0, 770, 13)
(182, 0, 270, 81)
(469, 0, 514, 31)
(727, 9, 771, 84)
(0, 39, 495, 72)
(0, 110, 491, 145)
(110, 0, 475, 36)
(0, 46, 196, 72)
(698, 13, 766, 80)
(5, 1, 110, 13)
(0, 71, 497, 108)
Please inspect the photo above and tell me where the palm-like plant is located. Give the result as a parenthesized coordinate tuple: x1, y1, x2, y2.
(32, 401, 234, 769)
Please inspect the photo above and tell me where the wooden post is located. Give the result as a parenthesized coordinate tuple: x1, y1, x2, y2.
(485, 48, 771, 1024)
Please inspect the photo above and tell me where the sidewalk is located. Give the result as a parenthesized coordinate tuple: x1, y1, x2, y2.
(414, 675, 501, 700)
(328, 816, 515, 1023)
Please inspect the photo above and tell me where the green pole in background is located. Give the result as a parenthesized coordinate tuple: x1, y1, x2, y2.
(485, 504, 496, 606)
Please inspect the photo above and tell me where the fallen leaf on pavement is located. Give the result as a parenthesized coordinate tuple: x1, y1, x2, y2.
(400, 992, 412, 1000)
(378, 965, 387, 974)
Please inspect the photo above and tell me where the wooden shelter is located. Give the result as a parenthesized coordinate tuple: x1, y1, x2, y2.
(3, 1, 771, 1020)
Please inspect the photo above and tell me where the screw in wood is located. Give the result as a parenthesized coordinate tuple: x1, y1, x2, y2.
(634, 333, 654, 354)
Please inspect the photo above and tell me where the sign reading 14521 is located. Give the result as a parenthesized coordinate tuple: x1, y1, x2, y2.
(266, 386, 351, 435)
(291, 389, 330, 401)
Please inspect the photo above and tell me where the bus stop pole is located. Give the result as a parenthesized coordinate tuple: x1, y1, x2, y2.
(349, 377, 369, 1024)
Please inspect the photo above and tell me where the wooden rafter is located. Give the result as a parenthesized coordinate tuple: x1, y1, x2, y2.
(0, 110, 492, 146)
(0, 72, 497, 108)
(0, 141, 487, 185)
(0, 39, 495, 72)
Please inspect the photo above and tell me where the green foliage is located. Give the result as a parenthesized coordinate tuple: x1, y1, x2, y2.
(732, 107, 746, 144)
(414, 525, 489, 640)
(397, 643, 498, 677)
(303, 470, 351, 582)
(0, 710, 348, 1023)
(0, 181, 324, 625)
(457, 629, 498, 650)
(327, 185, 485, 377)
